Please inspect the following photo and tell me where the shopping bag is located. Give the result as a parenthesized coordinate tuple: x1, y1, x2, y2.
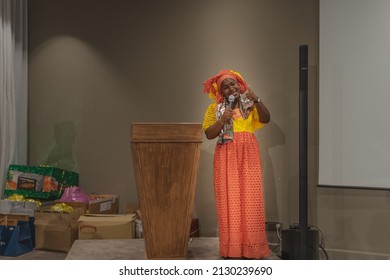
(0, 220, 33, 256)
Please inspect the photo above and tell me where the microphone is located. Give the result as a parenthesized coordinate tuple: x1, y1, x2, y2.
(228, 94, 235, 109)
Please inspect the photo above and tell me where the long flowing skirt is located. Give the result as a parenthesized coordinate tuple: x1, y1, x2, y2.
(213, 132, 270, 259)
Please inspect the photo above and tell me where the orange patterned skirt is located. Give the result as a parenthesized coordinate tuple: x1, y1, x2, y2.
(213, 132, 269, 259)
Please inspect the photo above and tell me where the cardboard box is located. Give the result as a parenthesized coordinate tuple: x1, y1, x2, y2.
(78, 214, 135, 240)
(34, 208, 84, 252)
(60, 194, 119, 214)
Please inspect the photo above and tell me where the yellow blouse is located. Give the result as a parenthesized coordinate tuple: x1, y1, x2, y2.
(202, 103, 264, 133)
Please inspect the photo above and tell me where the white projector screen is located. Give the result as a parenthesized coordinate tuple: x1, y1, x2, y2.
(319, 0, 390, 189)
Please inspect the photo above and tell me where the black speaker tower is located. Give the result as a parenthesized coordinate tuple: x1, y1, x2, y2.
(281, 45, 319, 260)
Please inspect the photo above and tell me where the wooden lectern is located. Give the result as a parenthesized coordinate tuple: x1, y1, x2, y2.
(130, 122, 202, 259)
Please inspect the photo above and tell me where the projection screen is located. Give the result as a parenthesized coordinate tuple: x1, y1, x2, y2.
(319, 0, 390, 189)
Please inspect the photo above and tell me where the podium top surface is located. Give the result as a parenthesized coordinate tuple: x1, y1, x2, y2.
(131, 122, 203, 142)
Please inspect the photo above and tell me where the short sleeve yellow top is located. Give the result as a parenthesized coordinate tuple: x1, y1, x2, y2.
(202, 103, 264, 133)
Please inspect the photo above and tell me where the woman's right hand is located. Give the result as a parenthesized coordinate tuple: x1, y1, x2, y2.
(206, 108, 233, 139)
(221, 108, 233, 124)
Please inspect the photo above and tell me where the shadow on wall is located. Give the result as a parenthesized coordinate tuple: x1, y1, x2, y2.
(259, 120, 286, 222)
(45, 121, 77, 171)
(194, 143, 218, 237)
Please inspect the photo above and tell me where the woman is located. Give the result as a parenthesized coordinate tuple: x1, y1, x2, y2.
(202, 69, 270, 259)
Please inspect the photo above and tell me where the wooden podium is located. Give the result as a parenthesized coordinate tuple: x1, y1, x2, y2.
(130, 122, 202, 259)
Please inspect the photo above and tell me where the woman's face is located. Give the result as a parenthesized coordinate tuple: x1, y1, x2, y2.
(220, 78, 240, 99)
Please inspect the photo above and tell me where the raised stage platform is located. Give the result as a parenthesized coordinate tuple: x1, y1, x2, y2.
(65, 237, 280, 260)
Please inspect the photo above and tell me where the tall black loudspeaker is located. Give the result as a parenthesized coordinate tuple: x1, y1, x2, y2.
(281, 45, 319, 260)
(298, 45, 309, 256)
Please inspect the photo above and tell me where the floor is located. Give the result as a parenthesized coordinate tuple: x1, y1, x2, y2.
(0, 237, 281, 260)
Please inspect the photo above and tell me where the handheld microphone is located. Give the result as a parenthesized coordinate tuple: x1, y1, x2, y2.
(228, 94, 235, 109)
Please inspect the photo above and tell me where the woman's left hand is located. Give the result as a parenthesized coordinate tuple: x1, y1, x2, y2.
(244, 87, 259, 102)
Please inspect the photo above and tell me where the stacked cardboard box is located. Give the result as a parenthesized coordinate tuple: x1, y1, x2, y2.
(78, 213, 135, 240)
(34, 207, 84, 252)
(60, 194, 119, 215)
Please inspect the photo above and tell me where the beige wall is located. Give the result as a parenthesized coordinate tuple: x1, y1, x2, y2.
(28, 0, 390, 259)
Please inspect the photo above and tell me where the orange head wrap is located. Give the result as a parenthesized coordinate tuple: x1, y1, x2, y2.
(203, 69, 248, 102)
